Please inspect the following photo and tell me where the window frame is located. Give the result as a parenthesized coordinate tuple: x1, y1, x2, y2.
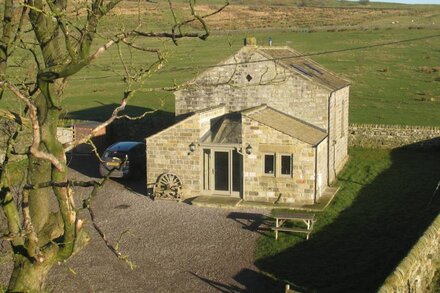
(279, 154, 293, 177)
(263, 153, 276, 176)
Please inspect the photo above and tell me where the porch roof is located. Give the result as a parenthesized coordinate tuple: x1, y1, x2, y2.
(201, 113, 242, 144)
(243, 105, 327, 146)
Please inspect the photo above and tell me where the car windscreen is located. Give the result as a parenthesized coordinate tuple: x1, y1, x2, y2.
(103, 151, 128, 161)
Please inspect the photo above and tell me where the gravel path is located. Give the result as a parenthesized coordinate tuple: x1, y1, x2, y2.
(1, 155, 279, 292)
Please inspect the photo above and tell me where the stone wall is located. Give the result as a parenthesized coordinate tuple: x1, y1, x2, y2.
(175, 46, 350, 186)
(199, 105, 227, 136)
(349, 124, 440, 149)
(316, 137, 328, 199)
(175, 46, 331, 130)
(146, 115, 201, 198)
(56, 126, 74, 145)
(379, 214, 440, 293)
(330, 87, 350, 180)
(146, 106, 227, 198)
(242, 115, 326, 204)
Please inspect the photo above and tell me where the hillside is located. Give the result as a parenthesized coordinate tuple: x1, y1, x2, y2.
(1, 0, 439, 125)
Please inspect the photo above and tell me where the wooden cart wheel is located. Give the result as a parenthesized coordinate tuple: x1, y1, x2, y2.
(153, 173, 182, 200)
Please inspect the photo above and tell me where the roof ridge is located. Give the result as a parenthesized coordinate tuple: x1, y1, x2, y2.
(241, 104, 268, 116)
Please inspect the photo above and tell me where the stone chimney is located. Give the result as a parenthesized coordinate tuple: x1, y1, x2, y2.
(244, 37, 257, 46)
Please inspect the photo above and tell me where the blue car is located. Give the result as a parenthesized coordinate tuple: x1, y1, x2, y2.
(99, 141, 146, 178)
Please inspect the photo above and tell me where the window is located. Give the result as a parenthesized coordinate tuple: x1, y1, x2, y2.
(264, 154, 275, 175)
(263, 153, 294, 177)
(280, 155, 292, 176)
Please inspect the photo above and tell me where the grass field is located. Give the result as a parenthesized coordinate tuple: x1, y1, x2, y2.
(1, 1, 440, 125)
(255, 147, 440, 292)
(62, 27, 440, 125)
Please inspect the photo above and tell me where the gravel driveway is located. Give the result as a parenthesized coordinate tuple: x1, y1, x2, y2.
(1, 155, 279, 292)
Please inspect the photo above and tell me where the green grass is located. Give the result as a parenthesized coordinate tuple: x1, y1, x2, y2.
(1, 3, 440, 125)
(4, 27, 437, 125)
(60, 28, 440, 125)
(255, 148, 440, 292)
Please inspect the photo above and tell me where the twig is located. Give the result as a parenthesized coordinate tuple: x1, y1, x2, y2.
(116, 110, 156, 120)
(426, 180, 440, 208)
(87, 139, 105, 164)
(63, 92, 129, 152)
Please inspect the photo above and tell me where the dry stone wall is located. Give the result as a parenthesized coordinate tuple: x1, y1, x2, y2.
(349, 124, 440, 149)
(379, 214, 440, 293)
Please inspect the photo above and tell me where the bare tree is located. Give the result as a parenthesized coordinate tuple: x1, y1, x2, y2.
(0, 0, 228, 291)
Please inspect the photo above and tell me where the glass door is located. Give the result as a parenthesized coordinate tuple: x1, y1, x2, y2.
(202, 148, 242, 196)
(214, 151, 230, 193)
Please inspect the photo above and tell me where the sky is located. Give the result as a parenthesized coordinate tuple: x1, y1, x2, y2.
(368, 0, 440, 3)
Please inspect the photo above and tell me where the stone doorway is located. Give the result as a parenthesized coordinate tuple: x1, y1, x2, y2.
(202, 147, 242, 197)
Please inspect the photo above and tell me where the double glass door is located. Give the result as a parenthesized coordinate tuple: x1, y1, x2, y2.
(203, 148, 241, 196)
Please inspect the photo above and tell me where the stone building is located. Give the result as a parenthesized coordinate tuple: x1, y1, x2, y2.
(146, 39, 350, 204)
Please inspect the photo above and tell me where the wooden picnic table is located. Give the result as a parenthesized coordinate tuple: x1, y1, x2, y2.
(271, 210, 316, 240)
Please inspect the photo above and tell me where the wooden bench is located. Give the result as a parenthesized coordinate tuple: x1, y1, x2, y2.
(272, 210, 316, 240)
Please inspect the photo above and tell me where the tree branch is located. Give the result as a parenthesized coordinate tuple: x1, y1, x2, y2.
(24, 180, 104, 190)
(0, 131, 24, 247)
(0, 81, 64, 171)
(80, 172, 135, 268)
(63, 91, 129, 152)
(133, 1, 228, 43)
(172, 1, 229, 44)
(22, 189, 43, 262)
(0, 108, 31, 127)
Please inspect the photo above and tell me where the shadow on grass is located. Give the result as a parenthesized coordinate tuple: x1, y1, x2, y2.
(189, 268, 281, 292)
(227, 212, 272, 236)
(255, 148, 440, 292)
(65, 103, 151, 122)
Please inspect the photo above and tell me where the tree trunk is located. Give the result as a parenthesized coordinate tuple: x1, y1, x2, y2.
(7, 80, 76, 291)
(8, 252, 57, 292)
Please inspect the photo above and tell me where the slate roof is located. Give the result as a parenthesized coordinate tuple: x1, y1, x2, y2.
(243, 105, 327, 146)
(258, 48, 350, 91)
